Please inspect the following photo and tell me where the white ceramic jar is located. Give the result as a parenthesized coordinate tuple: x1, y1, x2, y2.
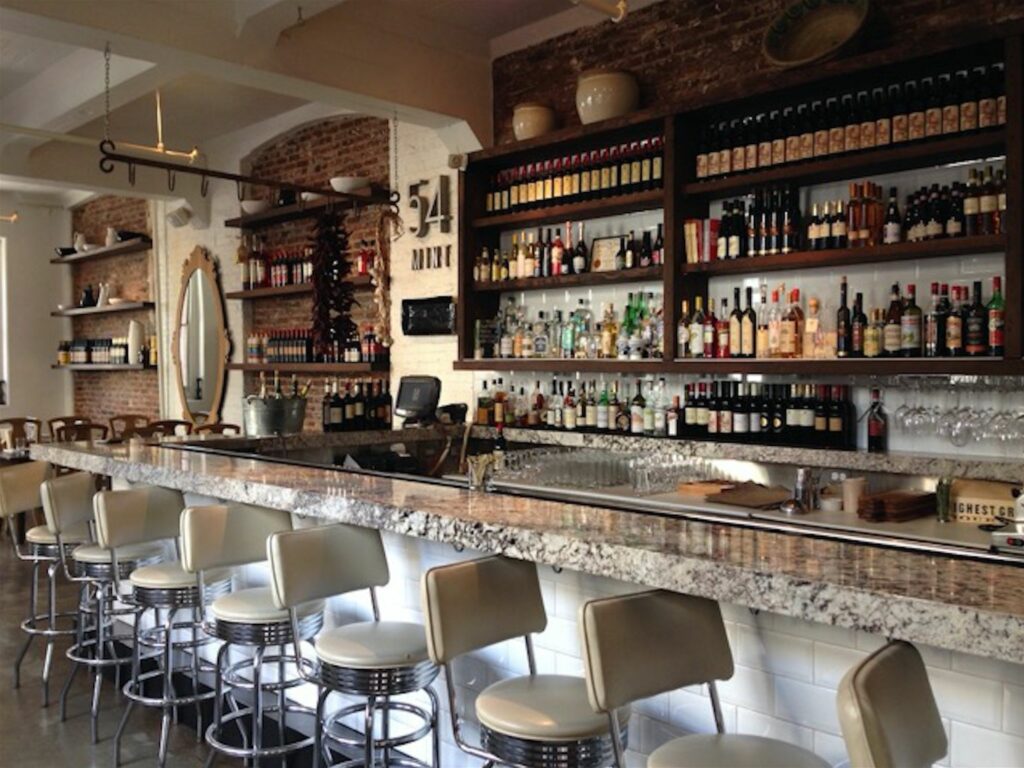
(512, 103, 556, 141)
(575, 69, 639, 125)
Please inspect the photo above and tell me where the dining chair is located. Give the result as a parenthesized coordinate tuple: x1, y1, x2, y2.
(55, 423, 109, 442)
(0, 418, 42, 449)
(47, 416, 88, 441)
(149, 420, 193, 436)
(122, 424, 167, 440)
(108, 414, 150, 439)
(193, 423, 241, 435)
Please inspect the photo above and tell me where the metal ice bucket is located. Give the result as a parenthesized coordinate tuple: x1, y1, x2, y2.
(242, 396, 307, 436)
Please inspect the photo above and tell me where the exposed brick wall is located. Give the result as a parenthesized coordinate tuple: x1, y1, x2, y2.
(68, 196, 157, 423)
(240, 115, 390, 431)
(491, 0, 1024, 144)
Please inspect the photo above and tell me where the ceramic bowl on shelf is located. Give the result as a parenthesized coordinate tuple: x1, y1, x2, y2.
(107, 297, 127, 305)
(240, 199, 270, 215)
(512, 103, 556, 141)
(300, 192, 325, 202)
(575, 69, 639, 125)
(763, 0, 871, 69)
(330, 176, 369, 194)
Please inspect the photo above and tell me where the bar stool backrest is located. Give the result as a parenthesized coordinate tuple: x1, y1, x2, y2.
(40, 472, 97, 535)
(268, 524, 388, 609)
(180, 503, 292, 574)
(837, 640, 947, 768)
(580, 590, 734, 713)
(0, 460, 53, 518)
(94, 486, 186, 549)
(421, 555, 546, 664)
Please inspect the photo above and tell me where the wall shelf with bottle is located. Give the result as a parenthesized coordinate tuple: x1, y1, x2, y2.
(224, 189, 391, 230)
(227, 362, 388, 374)
(458, 32, 1022, 376)
(225, 274, 372, 301)
(50, 301, 155, 317)
(49, 237, 152, 265)
(52, 363, 154, 372)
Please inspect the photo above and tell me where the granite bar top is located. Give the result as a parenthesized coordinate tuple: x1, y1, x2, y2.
(32, 439, 1024, 665)
(473, 426, 1024, 483)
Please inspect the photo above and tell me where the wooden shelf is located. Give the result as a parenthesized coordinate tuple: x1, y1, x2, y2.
(471, 188, 663, 229)
(49, 238, 152, 264)
(454, 358, 667, 374)
(454, 357, 1024, 376)
(224, 190, 391, 229)
(50, 301, 154, 317)
(52, 364, 155, 372)
(227, 361, 388, 374)
(681, 235, 1007, 276)
(225, 274, 372, 300)
(681, 130, 1006, 199)
(474, 265, 662, 293)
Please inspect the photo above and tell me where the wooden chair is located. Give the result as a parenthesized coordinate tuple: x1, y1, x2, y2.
(193, 423, 241, 436)
(47, 416, 88, 441)
(55, 423, 109, 442)
(149, 420, 193, 436)
(0, 418, 41, 449)
(109, 414, 150, 439)
(122, 424, 166, 439)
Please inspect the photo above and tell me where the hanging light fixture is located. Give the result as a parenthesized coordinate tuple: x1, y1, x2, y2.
(569, 0, 628, 22)
(0, 212, 18, 223)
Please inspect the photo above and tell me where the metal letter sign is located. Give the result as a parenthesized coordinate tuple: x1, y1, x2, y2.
(408, 175, 451, 237)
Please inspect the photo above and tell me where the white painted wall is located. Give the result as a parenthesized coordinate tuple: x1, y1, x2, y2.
(0, 194, 72, 424)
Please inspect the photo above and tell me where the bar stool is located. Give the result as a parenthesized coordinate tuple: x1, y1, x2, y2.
(268, 523, 440, 768)
(422, 555, 629, 768)
(40, 472, 165, 741)
(1, 460, 87, 705)
(579, 590, 830, 768)
(92, 486, 233, 767)
(837, 640, 947, 768)
(180, 503, 324, 765)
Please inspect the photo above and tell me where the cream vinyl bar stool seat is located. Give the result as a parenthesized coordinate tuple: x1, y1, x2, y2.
(837, 640, 947, 768)
(181, 503, 324, 766)
(1, 459, 85, 707)
(92, 486, 233, 768)
(41, 472, 165, 743)
(580, 590, 830, 768)
(268, 523, 440, 768)
(422, 555, 629, 768)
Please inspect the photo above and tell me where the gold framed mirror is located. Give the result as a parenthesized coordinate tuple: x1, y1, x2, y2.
(172, 246, 230, 425)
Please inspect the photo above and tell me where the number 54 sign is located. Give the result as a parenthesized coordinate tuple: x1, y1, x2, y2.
(408, 175, 451, 238)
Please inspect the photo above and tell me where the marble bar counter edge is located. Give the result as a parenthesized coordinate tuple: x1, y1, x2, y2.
(31, 440, 1024, 666)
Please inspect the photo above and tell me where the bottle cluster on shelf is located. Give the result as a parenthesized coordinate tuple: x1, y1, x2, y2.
(675, 276, 1005, 360)
(685, 164, 1006, 263)
(475, 375, 859, 450)
(57, 337, 156, 367)
(320, 377, 393, 432)
(474, 222, 664, 283)
(246, 325, 389, 365)
(696, 60, 1006, 179)
(477, 293, 664, 361)
(483, 135, 664, 214)
(242, 240, 314, 290)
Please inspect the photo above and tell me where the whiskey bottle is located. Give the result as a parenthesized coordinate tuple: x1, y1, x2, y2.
(964, 280, 988, 356)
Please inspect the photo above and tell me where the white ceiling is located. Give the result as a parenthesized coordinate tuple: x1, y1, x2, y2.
(0, 27, 78, 99)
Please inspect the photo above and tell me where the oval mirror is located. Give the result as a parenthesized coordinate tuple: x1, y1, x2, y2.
(172, 246, 230, 425)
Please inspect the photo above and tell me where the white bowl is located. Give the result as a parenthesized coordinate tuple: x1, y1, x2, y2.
(300, 192, 325, 202)
(575, 69, 639, 125)
(107, 297, 127, 305)
(513, 103, 556, 141)
(240, 199, 270, 215)
(330, 176, 369, 194)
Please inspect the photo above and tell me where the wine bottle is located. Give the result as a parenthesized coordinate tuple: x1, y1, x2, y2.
(836, 276, 851, 358)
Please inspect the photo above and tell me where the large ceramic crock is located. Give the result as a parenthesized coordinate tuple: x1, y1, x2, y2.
(575, 69, 639, 125)
(513, 103, 556, 141)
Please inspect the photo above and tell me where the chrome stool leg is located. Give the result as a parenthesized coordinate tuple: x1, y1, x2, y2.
(12, 560, 40, 689)
(113, 609, 142, 767)
(90, 583, 107, 743)
(364, 695, 376, 768)
(61, 582, 89, 721)
(252, 644, 264, 766)
(157, 607, 178, 767)
(41, 561, 60, 706)
(426, 685, 441, 768)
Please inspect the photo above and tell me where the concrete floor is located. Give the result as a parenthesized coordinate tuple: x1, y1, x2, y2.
(0, 532, 208, 767)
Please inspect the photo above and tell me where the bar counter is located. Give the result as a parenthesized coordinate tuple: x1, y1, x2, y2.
(31, 438, 1024, 665)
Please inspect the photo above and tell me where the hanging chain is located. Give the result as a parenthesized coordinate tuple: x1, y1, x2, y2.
(390, 109, 398, 190)
(103, 42, 112, 142)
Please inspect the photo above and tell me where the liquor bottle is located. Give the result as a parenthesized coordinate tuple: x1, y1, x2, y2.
(864, 308, 883, 358)
(867, 389, 887, 453)
(883, 283, 903, 357)
(729, 288, 743, 358)
(843, 93, 860, 151)
(924, 282, 946, 357)
(692, 382, 708, 436)
(755, 282, 770, 358)
(630, 379, 645, 435)
(836, 276, 851, 358)
(882, 187, 902, 244)
(640, 230, 654, 268)
(652, 222, 664, 266)
(847, 183, 861, 248)
(995, 168, 1007, 235)
(563, 383, 577, 430)
(689, 297, 706, 358)
(781, 186, 800, 254)
(807, 202, 822, 250)
(964, 280, 988, 356)
(676, 300, 691, 358)
(667, 394, 681, 438)
(748, 383, 764, 440)
(832, 200, 848, 248)
(963, 169, 981, 236)
(946, 182, 966, 237)
(946, 285, 964, 357)
(703, 298, 718, 359)
(741, 286, 757, 359)
(717, 202, 731, 260)
(900, 283, 923, 356)
(767, 288, 782, 358)
(908, 80, 926, 141)
(779, 289, 803, 359)
(717, 298, 731, 359)
(987, 276, 1005, 357)
(849, 292, 866, 357)
(979, 166, 998, 236)
(573, 222, 588, 274)
(625, 231, 637, 269)
(551, 228, 565, 276)
(719, 382, 733, 437)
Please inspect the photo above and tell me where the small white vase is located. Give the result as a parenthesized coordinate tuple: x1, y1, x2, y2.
(127, 320, 143, 365)
(105, 227, 118, 247)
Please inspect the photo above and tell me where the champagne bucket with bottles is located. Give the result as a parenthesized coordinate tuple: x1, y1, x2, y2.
(242, 396, 307, 436)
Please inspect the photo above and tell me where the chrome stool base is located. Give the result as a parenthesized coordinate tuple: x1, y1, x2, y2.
(205, 613, 324, 767)
(481, 724, 629, 768)
(315, 660, 441, 768)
